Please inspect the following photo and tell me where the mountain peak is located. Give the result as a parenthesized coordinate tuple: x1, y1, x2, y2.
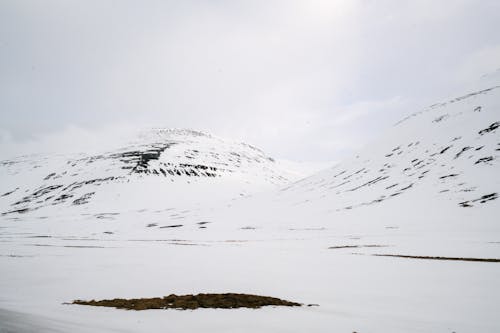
(0, 128, 292, 217)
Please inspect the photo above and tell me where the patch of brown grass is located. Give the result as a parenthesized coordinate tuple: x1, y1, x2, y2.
(72, 293, 301, 310)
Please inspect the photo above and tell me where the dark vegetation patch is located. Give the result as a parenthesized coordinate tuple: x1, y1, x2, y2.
(197, 221, 211, 229)
(167, 241, 207, 246)
(346, 176, 388, 192)
(329, 245, 387, 250)
(418, 170, 429, 179)
(475, 156, 494, 164)
(110, 142, 220, 178)
(63, 177, 119, 192)
(289, 227, 326, 231)
(159, 224, 183, 229)
(44, 172, 56, 180)
(342, 168, 365, 181)
(412, 159, 424, 168)
(373, 254, 500, 263)
(1, 207, 34, 215)
(63, 245, 107, 248)
(454, 147, 472, 159)
(459, 193, 498, 207)
(458, 186, 476, 193)
(112, 143, 174, 173)
(13, 185, 63, 205)
(94, 213, 120, 219)
(439, 146, 451, 154)
(478, 121, 499, 135)
(433, 115, 449, 123)
(333, 170, 347, 178)
(240, 226, 257, 230)
(399, 183, 413, 191)
(1, 188, 18, 197)
(54, 193, 74, 202)
(73, 192, 95, 205)
(72, 293, 301, 310)
(0, 254, 34, 258)
(439, 174, 459, 179)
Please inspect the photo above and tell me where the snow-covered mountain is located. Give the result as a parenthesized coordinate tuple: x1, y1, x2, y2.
(212, 85, 500, 258)
(277, 85, 499, 213)
(0, 129, 294, 218)
(1, 85, 499, 333)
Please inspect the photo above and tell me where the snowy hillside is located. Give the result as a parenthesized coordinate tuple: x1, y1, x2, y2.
(277, 85, 500, 213)
(0, 129, 293, 219)
(209, 85, 500, 262)
(1, 86, 499, 333)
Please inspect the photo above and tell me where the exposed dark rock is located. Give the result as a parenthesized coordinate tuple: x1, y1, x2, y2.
(478, 122, 499, 135)
(475, 156, 494, 164)
(346, 176, 389, 192)
(73, 192, 95, 205)
(43, 173, 56, 180)
(13, 185, 64, 206)
(1, 207, 32, 215)
(439, 174, 459, 179)
(439, 146, 451, 154)
(54, 194, 74, 202)
(454, 147, 472, 159)
(459, 193, 498, 207)
(1, 188, 18, 197)
(399, 183, 413, 191)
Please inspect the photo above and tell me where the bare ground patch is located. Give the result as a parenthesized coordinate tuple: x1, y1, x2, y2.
(72, 293, 301, 310)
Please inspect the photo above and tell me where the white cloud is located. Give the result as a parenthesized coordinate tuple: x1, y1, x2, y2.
(1, 0, 499, 162)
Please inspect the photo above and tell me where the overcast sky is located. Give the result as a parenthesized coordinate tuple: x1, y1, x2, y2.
(1, 0, 499, 162)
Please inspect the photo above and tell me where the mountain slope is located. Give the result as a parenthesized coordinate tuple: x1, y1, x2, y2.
(0, 86, 499, 333)
(0, 129, 293, 218)
(278, 85, 500, 212)
(205, 85, 500, 262)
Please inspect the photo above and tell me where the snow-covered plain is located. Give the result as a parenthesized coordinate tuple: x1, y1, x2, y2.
(1, 86, 500, 332)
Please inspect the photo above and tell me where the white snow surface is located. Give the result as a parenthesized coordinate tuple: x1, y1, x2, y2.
(1, 87, 500, 332)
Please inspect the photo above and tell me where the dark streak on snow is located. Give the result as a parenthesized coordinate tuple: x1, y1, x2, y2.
(373, 254, 500, 263)
(459, 193, 498, 207)
(478, 122, 499, 135)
